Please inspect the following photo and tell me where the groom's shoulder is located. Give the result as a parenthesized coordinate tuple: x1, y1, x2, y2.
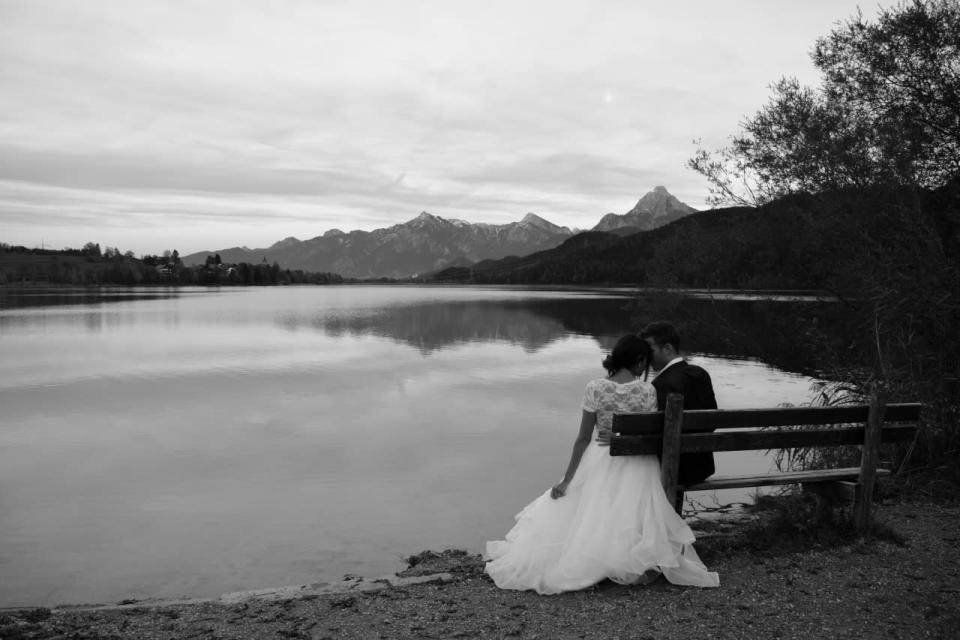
(683, 360, 711, 374)
(679, 360, 713, 381)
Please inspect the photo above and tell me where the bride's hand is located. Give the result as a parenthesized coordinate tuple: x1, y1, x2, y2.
(595, 427, 613, 446)
(550, 480, 569, 499)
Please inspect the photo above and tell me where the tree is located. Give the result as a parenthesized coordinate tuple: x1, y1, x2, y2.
(814, 0, 960, 187)
(690, 0, 960, 205)
(687, 1, 960, 477)
(82, 242, 102, 258)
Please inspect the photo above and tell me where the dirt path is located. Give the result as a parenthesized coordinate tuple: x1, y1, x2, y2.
(3, 502, 958, 639)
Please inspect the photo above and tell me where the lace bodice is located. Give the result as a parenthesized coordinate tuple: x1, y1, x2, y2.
(581, 378, 658, 431)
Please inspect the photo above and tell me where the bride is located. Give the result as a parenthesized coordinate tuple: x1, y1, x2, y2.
(485, 334, 719, 593)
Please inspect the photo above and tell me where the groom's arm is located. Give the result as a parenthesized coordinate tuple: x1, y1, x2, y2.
(692, 368, 718, 411)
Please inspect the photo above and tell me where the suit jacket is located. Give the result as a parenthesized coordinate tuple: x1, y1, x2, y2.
(652, 360, 717, 486)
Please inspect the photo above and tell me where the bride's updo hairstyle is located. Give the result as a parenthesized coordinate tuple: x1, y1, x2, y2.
(602, 334, 652, 378)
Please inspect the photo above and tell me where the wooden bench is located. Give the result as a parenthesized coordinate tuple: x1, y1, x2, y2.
(610, 389, 921, 533)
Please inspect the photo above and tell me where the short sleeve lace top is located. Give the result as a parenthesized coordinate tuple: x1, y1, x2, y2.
(581, 378, 658, 431)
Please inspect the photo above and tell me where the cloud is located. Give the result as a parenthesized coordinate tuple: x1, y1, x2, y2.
(0, 144, 386, 196)
(0, 0, 901, 253)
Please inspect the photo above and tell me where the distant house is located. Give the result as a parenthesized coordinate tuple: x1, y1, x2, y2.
(155, 264, 179, 280)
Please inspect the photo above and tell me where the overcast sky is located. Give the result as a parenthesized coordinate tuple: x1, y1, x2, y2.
(0, 0, 895, 255)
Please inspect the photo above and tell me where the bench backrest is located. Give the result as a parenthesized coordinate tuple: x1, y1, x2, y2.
(610, 402, 921, 455)
(610, 390, 921, 532)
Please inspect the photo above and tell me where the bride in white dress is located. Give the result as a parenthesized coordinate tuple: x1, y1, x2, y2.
(485, 334, 719, 593)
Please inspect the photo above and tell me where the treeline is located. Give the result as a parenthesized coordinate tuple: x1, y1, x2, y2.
(0, 242, 345, 286)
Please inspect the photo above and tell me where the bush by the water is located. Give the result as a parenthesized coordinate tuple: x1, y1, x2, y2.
(695, 491, 907, 562)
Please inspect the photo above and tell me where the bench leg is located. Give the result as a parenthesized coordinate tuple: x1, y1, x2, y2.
(673, 491, 684, 515)
(661, 394, 684, 515)
(854, 387, 886, 534)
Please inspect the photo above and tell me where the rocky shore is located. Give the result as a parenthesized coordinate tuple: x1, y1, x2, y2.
(2, 502, 958, 640)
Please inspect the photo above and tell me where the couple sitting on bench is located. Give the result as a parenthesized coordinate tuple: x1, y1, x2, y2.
(485, 322, 721, 594)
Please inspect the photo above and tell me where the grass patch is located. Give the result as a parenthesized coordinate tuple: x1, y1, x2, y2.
(399, 549, 486, 578)
(882, 457, 960, 504)
(695, 490, 906, 561)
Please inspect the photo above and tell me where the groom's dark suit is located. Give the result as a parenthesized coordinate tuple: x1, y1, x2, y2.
(652, 360, 717, 486)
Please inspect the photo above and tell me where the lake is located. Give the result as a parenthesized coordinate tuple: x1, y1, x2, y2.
(0, 285, 822, 607)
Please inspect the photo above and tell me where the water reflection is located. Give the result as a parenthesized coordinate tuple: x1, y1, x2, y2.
(0, 286, 183, 310)
(279, 297, 634, 354)
(0, 307, 182, 336)
(276, 291, 837, 376)
(629, 294, 841, 376)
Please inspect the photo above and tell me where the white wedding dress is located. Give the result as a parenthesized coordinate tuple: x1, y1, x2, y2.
(485, 377, 719, 594)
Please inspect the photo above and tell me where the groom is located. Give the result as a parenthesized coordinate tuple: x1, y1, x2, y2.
(639, 321, 717, 488)
(597, 321, 717, 491)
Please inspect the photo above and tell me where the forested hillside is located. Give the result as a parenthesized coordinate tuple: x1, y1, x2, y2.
(425, 185, 952, 291)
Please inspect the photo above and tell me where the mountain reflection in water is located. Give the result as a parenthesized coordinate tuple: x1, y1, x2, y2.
(280, 297, 635, 354)
(276, 291, 836, 376)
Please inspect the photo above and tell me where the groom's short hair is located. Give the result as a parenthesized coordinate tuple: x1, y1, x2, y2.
(639, 321, 680, 351)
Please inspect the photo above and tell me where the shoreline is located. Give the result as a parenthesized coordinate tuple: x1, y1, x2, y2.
(0, 505, 753, 613)
(3, 502, 958, 639)
(1, 570, 458, 616)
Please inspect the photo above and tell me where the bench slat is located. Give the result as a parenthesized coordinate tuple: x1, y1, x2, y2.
(612, 403, 922, 434)
(684, 467, 890, 491)
(610, 423, 917, 455)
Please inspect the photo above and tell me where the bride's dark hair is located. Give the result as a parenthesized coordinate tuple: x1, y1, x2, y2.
(602, 334, 652, 378)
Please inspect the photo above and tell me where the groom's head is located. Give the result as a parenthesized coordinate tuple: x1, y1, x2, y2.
(639, 321, 680, 371)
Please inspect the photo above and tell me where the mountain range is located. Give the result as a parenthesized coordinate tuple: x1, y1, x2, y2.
(182, 186, 698, 278)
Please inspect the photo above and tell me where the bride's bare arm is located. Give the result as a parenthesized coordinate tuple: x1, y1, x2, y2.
(551, 410, 597, 499)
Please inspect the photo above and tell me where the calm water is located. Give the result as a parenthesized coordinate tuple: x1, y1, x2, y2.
(0, 285, 820, 607)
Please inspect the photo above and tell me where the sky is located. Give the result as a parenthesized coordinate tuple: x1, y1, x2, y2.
(0, 0, 897, 256)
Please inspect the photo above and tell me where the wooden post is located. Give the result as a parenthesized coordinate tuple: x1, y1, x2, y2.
(662, 393, 684, 514)
(854, 384, 886, 534)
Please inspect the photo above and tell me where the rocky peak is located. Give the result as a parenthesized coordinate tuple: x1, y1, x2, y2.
(520, 213, 547, 225)
(270, 236, 301, 249)
(590, 187, 697, 233)
(629, 186, 696, 218)
(405, 211, 449, 229)
(519, 213, 570, 234)
(323, 229, 345, 238)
